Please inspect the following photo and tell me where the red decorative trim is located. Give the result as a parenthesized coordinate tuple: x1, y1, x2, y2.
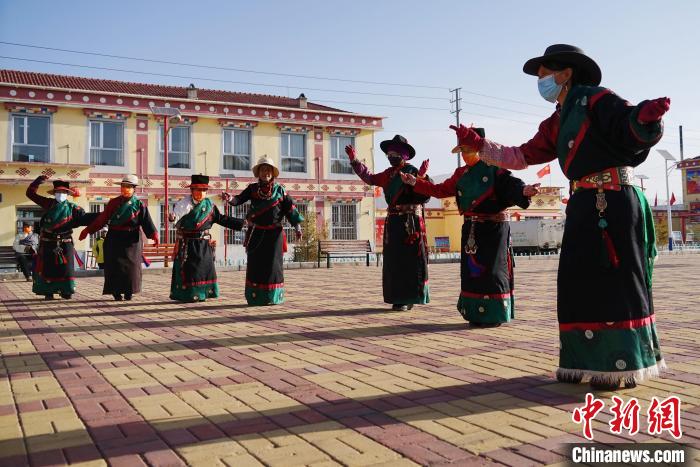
(251, 224, 282, 230)
(245, 280, 284, 290)
(276, 123, 312, 133)
(83, 108, 131, 119)
(249, 199, 281, 219)
(4, 103, 58, 114)
(559, 315, 655, 332)
(563, 119, 590, 176)
(326, 126, 360, 136)
(194, 209, 214, 230)
(460, 290, 513, 299)
(588, 89, 613, 109)
(189, 184, 210, 189)
(183, 279, 218, 287)
(218, 118, 258, 128)
(461, 186, 496, 213)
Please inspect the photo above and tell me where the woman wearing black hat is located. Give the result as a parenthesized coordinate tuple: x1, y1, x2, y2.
(26, 176, 97, 299)
(169, 175, 244, 302)
(345, 135, 431, 311)
(79, 175, 158, 301)
(401, 129, 540, 327)
(452, 44, 669, 390)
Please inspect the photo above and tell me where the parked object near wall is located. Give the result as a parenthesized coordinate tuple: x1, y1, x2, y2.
(510, 219, 564, 254)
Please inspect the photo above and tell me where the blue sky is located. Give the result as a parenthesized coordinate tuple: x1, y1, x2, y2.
(1, 0, 697, 202)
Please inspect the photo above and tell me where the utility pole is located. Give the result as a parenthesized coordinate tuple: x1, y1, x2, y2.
(679, 125, 684, 161)
(450, 88, 462, 168)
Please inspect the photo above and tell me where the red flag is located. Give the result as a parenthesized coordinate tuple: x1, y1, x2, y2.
(670, 192, 676, 206)
(654, 193, 658, 207)
(374, 187, 382, 198)
(536, 164, 551, 179)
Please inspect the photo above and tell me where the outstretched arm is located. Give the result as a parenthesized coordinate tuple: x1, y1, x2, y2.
(345, 145, 390, 187)
(26, 175, 54, 209)
(400, 166, 464, 199)
(213, 205, 245, 231)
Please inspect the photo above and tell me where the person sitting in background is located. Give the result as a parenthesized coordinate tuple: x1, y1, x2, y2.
(13, 223, 38, 281)
(92, 228, 107, 269)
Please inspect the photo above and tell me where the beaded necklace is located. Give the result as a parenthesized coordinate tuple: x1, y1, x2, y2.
(257, 181, 273, 200)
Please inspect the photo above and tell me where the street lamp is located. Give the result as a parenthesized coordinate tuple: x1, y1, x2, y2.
(149, 106, 182, 266)
(635, 174, 649, 191)
(656, 149, 679, 251)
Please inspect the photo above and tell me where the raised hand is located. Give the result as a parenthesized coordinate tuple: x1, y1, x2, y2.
(78, 228, 89, 241)
(344, 145, 356, 161)
(418, 159, 430, 177)
(400, 172, 417, 186)
(220, 192, 233, 202)
(151, 233, 160, 246)
(33, 174, 49, 184)
(638, 97, 671, 124)
(449, 124, 484, 150)
(523, 183, 541, 198)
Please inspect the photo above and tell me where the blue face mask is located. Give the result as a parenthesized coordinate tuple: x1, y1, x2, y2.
(538, 73, 563, 103)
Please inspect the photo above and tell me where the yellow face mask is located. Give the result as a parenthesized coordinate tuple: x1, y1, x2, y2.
(461, 150, 480, 166)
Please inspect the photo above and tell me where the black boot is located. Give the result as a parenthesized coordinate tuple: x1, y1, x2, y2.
(391, 304, 408, 311)
(590, 377, 621, 391)
(405, 304, 414, 310)
(556, 369, 583, 384)
(124, 293, 133, 301)
(60, 292, 72, 299)
(624, 377, 637, 389)
(44, 294, 55, 300)
(470, 322, 502, 328)
(113, 294, 123, 301)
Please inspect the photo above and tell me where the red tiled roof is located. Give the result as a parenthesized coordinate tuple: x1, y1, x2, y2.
(0, 69, 349, 113)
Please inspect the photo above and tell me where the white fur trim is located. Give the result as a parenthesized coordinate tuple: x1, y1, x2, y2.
(556, 359, 667, 384)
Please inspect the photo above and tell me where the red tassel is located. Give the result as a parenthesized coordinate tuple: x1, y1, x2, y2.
(601, 230, 620, 269)
(282, 231, 288, 253)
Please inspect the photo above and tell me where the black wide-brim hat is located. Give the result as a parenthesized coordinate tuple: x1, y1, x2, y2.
(188, 174, 210, 189)
(47, 179, 77, 196)
(523, 44, 601, 86)
(379, 134, 416, 160)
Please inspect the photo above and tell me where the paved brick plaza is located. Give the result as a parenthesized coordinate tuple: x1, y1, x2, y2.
(1, 255, 699, 466)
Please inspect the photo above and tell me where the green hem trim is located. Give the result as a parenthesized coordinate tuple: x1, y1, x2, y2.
(33, 276, 75, 295)
(170, 282, 219, 302)
(246, 286, 284, 306)
(457, 295, 513, 324)
(559, 323, 662, 373)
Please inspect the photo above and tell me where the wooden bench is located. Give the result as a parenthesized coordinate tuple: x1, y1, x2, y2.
(142, 243, 176, 265)
(0, 246, 19, 271)
(317, 240, 373, 268)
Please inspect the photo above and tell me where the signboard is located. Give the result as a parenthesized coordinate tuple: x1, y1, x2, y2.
(375, 218, 385, 247)
(687, 169, 700, 195)
(434, 236, 450, 252)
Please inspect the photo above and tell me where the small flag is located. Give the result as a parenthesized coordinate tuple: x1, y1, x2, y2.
(670, 192, 676, 206)
(562, 198, 569, 205)
(654, 193, 658, 207)
(536, 164, 551, 179)
(374, 187, 382, 198)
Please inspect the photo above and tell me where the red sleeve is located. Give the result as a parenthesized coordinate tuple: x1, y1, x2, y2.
(413, 166, 466, 199)
(520, 111, 560, 165)
(83, 197, 120, 235)
(26, 182, 54, 209)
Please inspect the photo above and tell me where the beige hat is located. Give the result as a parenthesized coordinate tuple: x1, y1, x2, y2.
(252, 156, 279, 179)
(120, 174, 139, 186)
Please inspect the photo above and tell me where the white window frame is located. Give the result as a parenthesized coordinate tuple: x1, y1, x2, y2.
(157, 124, 193, 174)
(282, 202, 308, 245)
(331, 203, 358, 240)
(280, 132, 308, 177)
(88, 119, 126, 169)
(10, 114, 52, 163)
(328, 135, 356, 179)
(224, 203, 249, 245)
(221, 128, 253, 175)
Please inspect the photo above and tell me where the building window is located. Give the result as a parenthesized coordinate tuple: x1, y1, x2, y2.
(15, 207, 42, 234)
(225, 203, 249, 245)
(223, 129, 251, 171)
(159, 126, 190, 169)
(281, 133, 306, 173)
(90, 120, 124, 166)
(283, 202, 308, 244)
(330, 136, 354, 174)
(159, 201, 177, 243)
(331, 203, 357, 240)
(12, 115, 50, 163)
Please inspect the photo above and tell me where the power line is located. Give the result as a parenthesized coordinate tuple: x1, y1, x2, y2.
(0, 40, 551, 109)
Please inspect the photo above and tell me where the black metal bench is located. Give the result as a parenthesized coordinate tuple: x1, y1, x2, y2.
(317, 239, 373, 268)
